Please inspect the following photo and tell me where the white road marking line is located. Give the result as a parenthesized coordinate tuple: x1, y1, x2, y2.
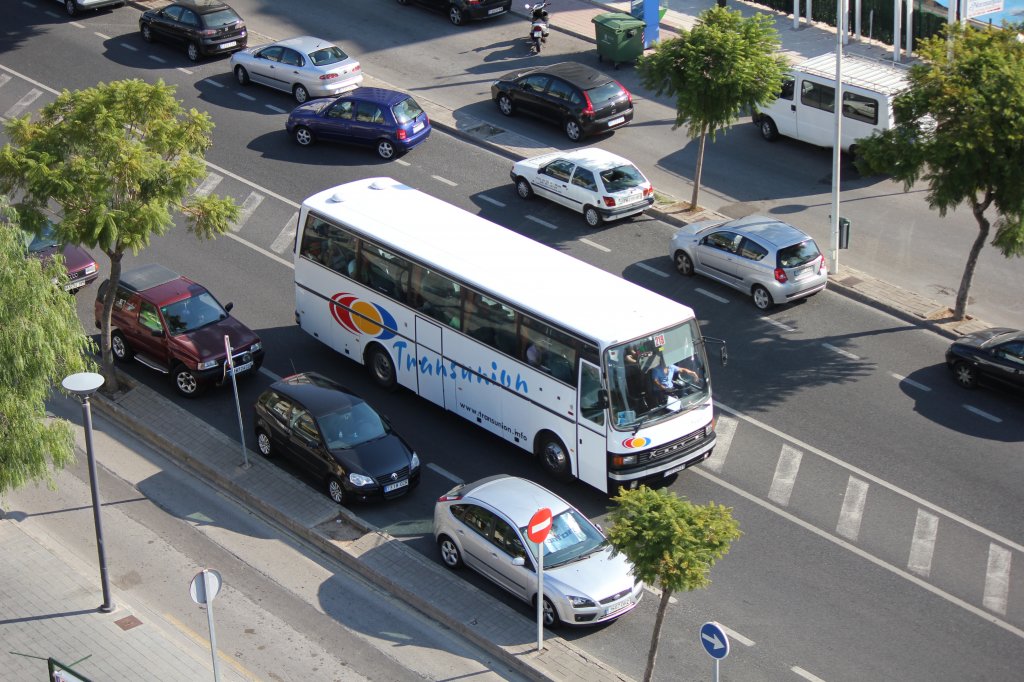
(964, 404, 1002, 423)
(701, 414, 736, 474)
(478, 194, 505, 208)
(0, 64, 60, 96)
(120, 43, 138, 52)
(695, 466, 1024, 641)
(265, 104, 286, 114)
(230, 192, 263, 232)
(642, 585, 678, 604)
(148, 55, 166, 64)
(432, 175, 458, 187)
(205, 160, 299, 207)
(822, 342, 860, 360)
(427, 463, 461, 484)
(393, 159, 411, 166)
(715, 400, 1024, 555)
(237, 92, 256, 101)
(792, 666, 827, 682)
(761, 316, 795, 332)
(95, 32, 111, 40)
(768, 444, 802, 506)
(21, 1, 34, 7)
(907, 509, 939, 579)
(0, 74, 10, 89)
(580, 238, 610, 253)
(224, 231, 293, 268)
(270, 213, 298, 254)
(3, 88, 42, 120)
(69, 21, 85, 28)
(44, 10, 60, 18)
(525, 215, 558, 230)
(193, 172, 222, 197)
(636, 262, 669, 278)
(177, 67, 193, 75)
(890, 372, 931, 392)
(206, 79, 224, 88)
(835, 477, 869, 541)
(719, 623, 754, 646)
(982, 544, 1011, 615)
(696, 287, 729, 303)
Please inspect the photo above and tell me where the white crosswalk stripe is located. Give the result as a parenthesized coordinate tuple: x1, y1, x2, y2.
(193, 173, 222, 197)
(768, 444, 803, 506)
(270, 213, 299, 254)
(3, 88, 42, 120)
(231, 192, 264, 232)
(701, 414, 736, 473)
(907, 509, 938, 578)
(982, 544, 1011, 615)
(836, 477, 869, 541)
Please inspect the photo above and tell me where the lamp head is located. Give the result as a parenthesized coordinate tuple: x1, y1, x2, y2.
(62, 372, 105, 397)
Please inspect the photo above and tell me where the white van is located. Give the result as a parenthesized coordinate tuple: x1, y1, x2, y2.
(754, 52, 910, 154)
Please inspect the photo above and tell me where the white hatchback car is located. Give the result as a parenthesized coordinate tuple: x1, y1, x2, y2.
(230, 36, 362, 103)
(510, 148, 654, 227)
(433, 475, 643, 627)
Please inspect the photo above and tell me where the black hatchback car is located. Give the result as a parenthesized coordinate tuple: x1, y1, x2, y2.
(945, 328, 1024, 392)
(140, 0, 247, 62)
(491, 62, 634, 141)
(254, 372, 421, 504)
(396, 0, 512, 26)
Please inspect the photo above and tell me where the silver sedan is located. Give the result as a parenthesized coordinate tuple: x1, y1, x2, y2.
(230, 36, 363, 103)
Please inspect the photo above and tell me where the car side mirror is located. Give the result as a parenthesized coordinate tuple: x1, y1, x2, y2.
(224, 302, 234, 313)
(304, 435, 320, 448)
(512, 556, 526, 566)
(150, 328, 164, 337)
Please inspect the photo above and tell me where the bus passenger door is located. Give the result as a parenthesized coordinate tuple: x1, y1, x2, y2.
(576, 360, 608, 491)
(415, 317, 445, 408)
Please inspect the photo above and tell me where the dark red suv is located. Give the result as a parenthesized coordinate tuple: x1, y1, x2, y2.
(95, 264, 264, 397)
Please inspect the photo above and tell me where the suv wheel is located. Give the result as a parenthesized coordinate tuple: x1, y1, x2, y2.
(110, 331, 134, 362)
(448, 5, 464, 25)
(564, 119, 583, 142)
(751, 285, 773, 310)
(172, 364, 203, 398)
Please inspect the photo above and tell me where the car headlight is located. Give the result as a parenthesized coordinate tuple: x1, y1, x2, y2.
(568, 595, 596, 608)
(250, 341, 262, 352)
(410, 452, 420, 470)
(197, 359, 219, 370)
(85, 264, 97, 275)
(348, 472, 374, 487)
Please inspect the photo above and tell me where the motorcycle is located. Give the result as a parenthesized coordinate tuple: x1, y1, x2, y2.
(525, 2, 550, 54)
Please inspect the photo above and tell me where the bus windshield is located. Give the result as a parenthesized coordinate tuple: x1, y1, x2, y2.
(605, 320, 710, 429)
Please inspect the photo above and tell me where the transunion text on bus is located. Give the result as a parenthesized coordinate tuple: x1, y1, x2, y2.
(392, 341, 530, 394)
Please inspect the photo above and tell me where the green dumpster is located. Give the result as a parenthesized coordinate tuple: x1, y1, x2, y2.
(592, 12, 646, 69)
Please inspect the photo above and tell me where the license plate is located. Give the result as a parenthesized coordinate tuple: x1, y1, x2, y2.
(219, 41, 237, 49)
(664, 462, 687, 477)
(384, 478, 409, 493)
(604, 595, 633, 616)
(64, 280, 86, 291)
(620, 191, 642, 204)
(488, 6, 504, 13)
(607, 116, 626, 127)
(412, 121, 424, 133)
(795, 265, 813, 280)
(227, 360, 253, 376)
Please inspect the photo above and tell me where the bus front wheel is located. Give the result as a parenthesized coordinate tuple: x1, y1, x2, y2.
(367, 344, 397, 391)
(537, 434, 571, 481)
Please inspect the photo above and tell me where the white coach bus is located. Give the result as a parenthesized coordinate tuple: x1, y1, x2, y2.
(293, 177, 723, 493)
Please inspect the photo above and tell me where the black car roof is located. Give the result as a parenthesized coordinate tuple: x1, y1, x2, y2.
(508, 62, 613, 90)
(118, 264, 182, 293)
(171, 0, 234, 14)
(267, 372, 360, 418)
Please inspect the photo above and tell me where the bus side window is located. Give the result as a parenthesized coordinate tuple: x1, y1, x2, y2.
(519, 315, 580, 385)
(410, 265, 462, 328)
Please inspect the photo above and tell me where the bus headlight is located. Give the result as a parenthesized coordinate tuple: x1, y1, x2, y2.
(612, 454, 637, 466)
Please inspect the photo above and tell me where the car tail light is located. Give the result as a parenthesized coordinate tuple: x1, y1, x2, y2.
(819, 254, 828, 274)
(199, 29, 217, 37)
(602, 196, 617, 207)
(320, 73, 339, 81)
(616, 81, 632, 105)
(581, 91, 594, 118)
(352, 64, 361, 72)
(437, 493, 463, 502)
(774, 267, 788, 283)
(397, 129, 408, 140)
(643, 186, 654, 197)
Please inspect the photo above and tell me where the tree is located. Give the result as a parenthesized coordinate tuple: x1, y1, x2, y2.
(606, 486, 741, 682)
(0, 197, 96, 496)
(0, 79, 239, 392)
(856, 24, 1024, 320)
(637, 7, 787, 209)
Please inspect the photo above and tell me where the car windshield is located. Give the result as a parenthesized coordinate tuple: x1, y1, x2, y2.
(605, 320, 711, 429)
(160, 291, 229, 335)
(522, 507, 606, 568)
(599, 164, 645, 192)
(23, 224, 59, 253)
(309, 45, 349, 66)
(391, 97, 424, 124)
(202, 9, 240, 27)
(777, 239, 821, 268)
(318, 401, 389, 450)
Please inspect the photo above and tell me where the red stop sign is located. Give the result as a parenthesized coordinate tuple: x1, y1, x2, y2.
(527, 507, 553, 544)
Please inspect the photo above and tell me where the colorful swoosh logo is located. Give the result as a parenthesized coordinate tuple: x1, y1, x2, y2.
(330, 293, 397, 340)
(622, 437, 650, 449)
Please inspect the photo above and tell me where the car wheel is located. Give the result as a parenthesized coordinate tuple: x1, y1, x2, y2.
(497, 93, 514, 117)
(255, 427, 273, 457)
(187, 42, 200, 62)
(326, 476, 346, 505)
(759, 116, 779, 141)
(537, 434, 571, 481)
(172, 364, 203, 398)
(952, 361, 978, 389)
(141, 24, 153, 42)
(65, 0, 77, 16)
(367, 344, 397, 390)
(537, 596, 560, 627)
(438, 535, 463, 569)
(377, 139, 396, 160)
(673, 250, 695, 276)
(293, 126, 313, 146)
(234, 66, 250, 85)
(293, 84, 310, 104)
(515, 177, 533, 199)
(583, 206, 602, 228)
(110, 331, 134, 362)
(564, 119, 583, 142)
(448, 6, 464, 25)
(752, 285, 774, 310)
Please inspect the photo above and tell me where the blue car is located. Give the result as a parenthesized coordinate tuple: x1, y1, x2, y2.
(286, 88, 431, 160)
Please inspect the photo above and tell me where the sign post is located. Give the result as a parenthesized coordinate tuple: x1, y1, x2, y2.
(190, 568, 224, 682)
(527, 507, 553, 652)
(699, 621, 730, 682)
(223, 336, 249, 468)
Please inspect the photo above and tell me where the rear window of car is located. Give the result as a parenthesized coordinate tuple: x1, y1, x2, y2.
(599, 164, 645, 192)
(201, 9, 241, 27)
(586, 81, 627, 106)
(391, 97, 424, 124)
(309, 46, 350, 67)
(777, 239, 821, 268)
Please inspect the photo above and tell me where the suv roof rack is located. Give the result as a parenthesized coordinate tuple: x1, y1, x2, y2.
(119, 263, 181, 293)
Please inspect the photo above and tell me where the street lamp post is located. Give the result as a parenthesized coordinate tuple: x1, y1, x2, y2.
(61, 372, 114, 614)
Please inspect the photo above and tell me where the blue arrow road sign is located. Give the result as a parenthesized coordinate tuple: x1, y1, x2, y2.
(700, 621, 730, 660)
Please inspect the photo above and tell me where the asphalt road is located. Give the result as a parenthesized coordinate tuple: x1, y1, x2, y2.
(3, 2, 1024, 680)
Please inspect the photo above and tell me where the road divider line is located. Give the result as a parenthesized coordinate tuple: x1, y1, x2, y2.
(792, 666, 827, 682)
(525, 215, 558, 230)
(223, 231, 293, 268)
(696, 287, 728, 303)
(266, 104, 286, 114)
(94, 32, 111, 39)
(205, 160, 300, 208)
(715, 400, 1024, 554)
(701, 414, 736, 474)
(69, 20, 84, 28)
(393, 159, 411, 166)
(964, 404, 1001, 423)
(270, 213, 298, 254)
(237, 92, 255, 101)
(761, 316, 795, 332)
(890, 372, 931, 391)
(0, 64, 60, 96)
(193, 172, 222, 198)
(694, 467, 1024, 641)
(907, 509, 938, 579)
(0, 74, 11, 90)
(768, 444, 802, 506)
(719, 623, 754, 646)
(478, 194, 505, 208)
(4, 88, 42, 120)
(148, 55, 166, 64)
(580, 238, 610, 253)
(432, 175, 458, 187)
(176, 67, 193, 75)
(835, 476, 869, 541)
(427, 463, 461, 484)
(635, 262, 669, 278)
(120, 43, 138, 52)
(822, 342, 860, 360)
(982, 544, 1011, 615)
(230, 191, 263, 232)
(44, 10, 59, 18)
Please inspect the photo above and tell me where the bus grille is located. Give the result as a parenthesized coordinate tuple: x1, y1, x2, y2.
(637, 428, 708, 464)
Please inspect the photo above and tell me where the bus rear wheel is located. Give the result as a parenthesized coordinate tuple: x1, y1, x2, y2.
(367, 344, 397, 391)
(537, 434, 571, 481)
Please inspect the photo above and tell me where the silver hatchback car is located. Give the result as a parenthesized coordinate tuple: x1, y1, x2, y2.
(230, 36, 363, 103)
(669, 215, 828, 310)
(433, 475, 643, 627)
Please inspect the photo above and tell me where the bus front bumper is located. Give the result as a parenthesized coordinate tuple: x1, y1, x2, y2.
(608, 432, 716, 483)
